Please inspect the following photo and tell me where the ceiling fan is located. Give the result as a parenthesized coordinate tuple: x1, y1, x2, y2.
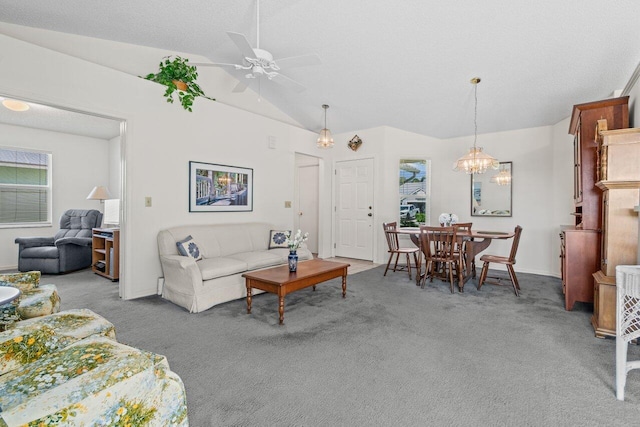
(193, 0, 321, 93)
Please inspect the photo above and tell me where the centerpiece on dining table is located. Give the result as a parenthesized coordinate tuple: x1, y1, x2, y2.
(286, 229, 309, 272)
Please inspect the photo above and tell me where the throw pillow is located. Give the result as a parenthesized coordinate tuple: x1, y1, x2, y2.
(176, 235, 203, 261)
(269, 230, 290, 249)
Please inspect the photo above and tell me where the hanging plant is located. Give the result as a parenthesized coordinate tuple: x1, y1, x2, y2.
(144, 56, 212, 112)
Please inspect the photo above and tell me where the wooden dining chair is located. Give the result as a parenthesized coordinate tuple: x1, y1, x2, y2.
(419, 225, 459, 293)
(477, 226, 523, 296)
(453, 222, 474, 278)
(382, 222, 419, 279)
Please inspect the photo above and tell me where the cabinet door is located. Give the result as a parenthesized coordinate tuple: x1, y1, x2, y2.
(574, 126, 582, 203)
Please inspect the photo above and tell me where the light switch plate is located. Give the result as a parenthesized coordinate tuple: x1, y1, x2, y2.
(284, 201, 292, 208)
(145, 196, 152, 207)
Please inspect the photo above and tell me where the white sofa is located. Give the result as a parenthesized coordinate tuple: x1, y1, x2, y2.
(157, 223, 313, 313)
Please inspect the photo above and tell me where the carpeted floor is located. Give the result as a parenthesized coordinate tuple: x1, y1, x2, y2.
(40, 266, 640, 426)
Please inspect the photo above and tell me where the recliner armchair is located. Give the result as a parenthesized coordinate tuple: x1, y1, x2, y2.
(15, 209, 102, 274)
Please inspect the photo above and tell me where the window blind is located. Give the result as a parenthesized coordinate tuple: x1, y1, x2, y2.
(0, 148, 50, 225)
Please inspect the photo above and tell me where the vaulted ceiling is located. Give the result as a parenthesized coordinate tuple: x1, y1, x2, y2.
(1, 0, 639, 139)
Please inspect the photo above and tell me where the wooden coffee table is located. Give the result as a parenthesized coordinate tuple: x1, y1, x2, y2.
(242, 259, 350, 325)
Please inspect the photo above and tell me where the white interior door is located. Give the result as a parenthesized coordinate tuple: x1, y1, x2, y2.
(335, 158, 374, 260)
(296, 164, 319, 253)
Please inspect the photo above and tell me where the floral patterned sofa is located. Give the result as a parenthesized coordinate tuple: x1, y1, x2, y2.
(0, 271, 60, 329)
(0, 309, 188, 426)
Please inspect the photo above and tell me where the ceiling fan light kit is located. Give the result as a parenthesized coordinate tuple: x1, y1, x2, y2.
(454, 77, 499, 174)
(317, 104, 334, 149)
(2, 99, 30, 112)
(193, 0, 321, 94)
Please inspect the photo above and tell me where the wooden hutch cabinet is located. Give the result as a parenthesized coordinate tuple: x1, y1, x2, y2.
(562, 97, 629, 311)
(591, 127, 640, 337)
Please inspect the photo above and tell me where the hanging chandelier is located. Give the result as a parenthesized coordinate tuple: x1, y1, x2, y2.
(491, 165, 511, 186)
(317, 104, 334, 148)
(453, 77, 498, 174)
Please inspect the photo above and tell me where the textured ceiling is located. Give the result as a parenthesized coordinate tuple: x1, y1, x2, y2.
(1, 0, 639, 139)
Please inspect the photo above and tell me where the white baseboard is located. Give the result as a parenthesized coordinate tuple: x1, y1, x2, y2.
(157, 277, 164, 295)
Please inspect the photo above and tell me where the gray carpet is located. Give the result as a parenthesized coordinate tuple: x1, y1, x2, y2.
(38, 266, 640, 426)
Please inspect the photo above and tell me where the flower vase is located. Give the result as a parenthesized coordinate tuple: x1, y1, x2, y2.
(288, 250, 298, 272)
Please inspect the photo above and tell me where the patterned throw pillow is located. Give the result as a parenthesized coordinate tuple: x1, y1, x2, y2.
(269, 230, 290, 249)
(176, 235, 203, 261)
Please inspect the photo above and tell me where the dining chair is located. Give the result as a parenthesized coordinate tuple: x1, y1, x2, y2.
(382, 222, 419, 280)
(419, 225, 458, 293)
(477, 225, 523, 296)
(453, 222, 474, 278)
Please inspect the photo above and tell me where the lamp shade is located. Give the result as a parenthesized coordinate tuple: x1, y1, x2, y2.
(317, 128, 334, 148)
(453, 147, 499, 174)
(87, 186, 111, 201)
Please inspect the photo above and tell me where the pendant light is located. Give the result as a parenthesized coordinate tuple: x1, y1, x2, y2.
(490, 164, 512, 186)
(453, 78, 498, 174)
(317, 104, 334, 148)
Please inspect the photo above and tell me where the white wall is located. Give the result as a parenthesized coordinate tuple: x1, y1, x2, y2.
(0, 23, 632, 293)
(0, 123, 109, 269)
(328, 123, 572, 277)
(108, 135, 121, 199)
(0, 32, 323, 299)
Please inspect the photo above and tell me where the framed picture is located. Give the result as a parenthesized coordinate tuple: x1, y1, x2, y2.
(189, 161, 253, 212)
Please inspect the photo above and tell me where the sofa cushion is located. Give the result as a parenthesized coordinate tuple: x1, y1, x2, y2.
(0, 271, 41, 292)
(0, 309, 116, 376)
(176, 235, 203, 261)
(20, 246, 60, 259)
(198, 257, 248, 281)
(228, 250, 287, 270)
(17, 284, 61, 320)
(268, 230, 290, 249)
(0, 336, 188, 427)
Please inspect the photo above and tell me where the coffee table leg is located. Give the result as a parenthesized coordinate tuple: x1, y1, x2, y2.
(246, 282, 252, 314)
(312, 285, 316, 291)
(342, 273, 347, 298)
(279, 296, 285, 325)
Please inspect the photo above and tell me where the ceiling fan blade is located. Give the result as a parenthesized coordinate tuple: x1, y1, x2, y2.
(232, 80, 248, 93)
(275, 54, 321, 69)
(191, 62, 241, 68)
(270, 73, 306, 93)
(227, 32, 255, 59)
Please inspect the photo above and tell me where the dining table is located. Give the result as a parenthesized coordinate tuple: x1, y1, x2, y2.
(397, 227, 515, 291)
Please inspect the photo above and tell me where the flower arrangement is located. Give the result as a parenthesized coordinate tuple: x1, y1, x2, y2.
(286, 229, 309, 252)
(438, 213, 459, 226)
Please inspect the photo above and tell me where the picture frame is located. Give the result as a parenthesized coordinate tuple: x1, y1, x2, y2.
(189, 161, 253, 212)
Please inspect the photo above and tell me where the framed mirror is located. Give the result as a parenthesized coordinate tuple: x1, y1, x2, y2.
(471, 161, 512, 217)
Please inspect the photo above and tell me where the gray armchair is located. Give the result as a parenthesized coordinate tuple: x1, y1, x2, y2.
(15, 209, 103, 274)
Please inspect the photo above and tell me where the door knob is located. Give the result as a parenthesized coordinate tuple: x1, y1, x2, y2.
(299, 212, 303, 216)
(368, 213, 373, 217)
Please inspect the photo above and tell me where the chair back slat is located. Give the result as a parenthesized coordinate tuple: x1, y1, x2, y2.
(421, 225, 457, 262)
(508, 226, 523, 263)
(383, 222, 400, 252)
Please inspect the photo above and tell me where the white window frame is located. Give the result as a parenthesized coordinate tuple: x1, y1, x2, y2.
(0, 146, 53, 228)
(398, 158, 431, 226)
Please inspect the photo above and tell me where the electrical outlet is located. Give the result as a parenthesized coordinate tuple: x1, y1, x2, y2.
(284, 201, 292, 208)
(145, 196, 152, 207)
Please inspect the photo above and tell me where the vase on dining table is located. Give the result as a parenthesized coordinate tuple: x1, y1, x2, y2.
(288, 250, 298, 272)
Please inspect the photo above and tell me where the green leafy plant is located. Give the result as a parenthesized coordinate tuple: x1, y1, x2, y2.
(144, 56, 210, 112)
